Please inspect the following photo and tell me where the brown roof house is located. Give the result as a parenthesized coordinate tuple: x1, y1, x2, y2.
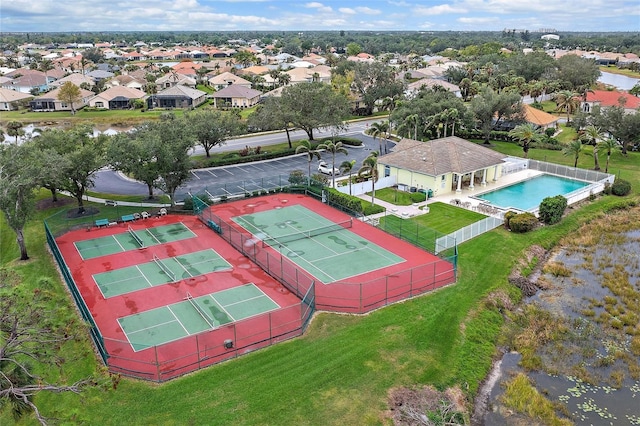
(147, 85, 207, 109)
(211, 85, 262, 109)
(29, 85, 94, 112)
(88, 86, 146, 110)
(0, 87, 33, 111)
(523, 104, 559, 129)
(378, 136, 507, 196)
(208, 71, 252, 90)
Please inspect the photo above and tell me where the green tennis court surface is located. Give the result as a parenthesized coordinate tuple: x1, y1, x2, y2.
(232, 205, 405, 283)
(118, 284, 280, 351)
(93, 249, 232, 298)
(74, 222, 196, 260)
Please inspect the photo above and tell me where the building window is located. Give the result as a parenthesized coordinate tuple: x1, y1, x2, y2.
(384, 165, 390, 177)
(95, 101, 104, 108)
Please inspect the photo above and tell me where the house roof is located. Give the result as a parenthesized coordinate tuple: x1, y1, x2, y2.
(523, 104, 559, 126)
(211, 85, 261, 99)
(208, 71, 251, 86)
(585, 90, 640, 109)
(51, 73, 95, 87)
(0, 87, 33, 102)
(407, 78, 460, 93)
(33, 85, 94, 101)
(379, 136, 506, 176)
(155, 85, 206, 99)
(92, 86, 146, 101)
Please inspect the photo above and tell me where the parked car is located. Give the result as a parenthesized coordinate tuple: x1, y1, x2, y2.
(318, 161, 340, 176)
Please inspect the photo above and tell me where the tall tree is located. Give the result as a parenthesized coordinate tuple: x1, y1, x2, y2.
(5, 121, 25, 144)
(39, 59, 54, 91)
(552, 90, 580, 124)
(358, 152, 380, 206)
(295, 140, 322, 181)
(107, 131, 160, 199)
(280, 82, 350, 141)
(563, 138, 583, 168)
(60, 125, 107, 213)
(0, 269, 99, 424)
(316, 139, 348, 188)
(0, 143, 39, 260)
(509, 123, 543, 158)
(339, 159, 356, 195)
(597, 137, 619, 173)
(470, 87, 522, 144)
(185, 109, 246, 158)
(580, 125, 603, 170)
(248, 97, 295, 148)
(369, 121, 388, 154)
(58, 82, 82, 115)
(351, 62, 405, 115)
(30, 129, 70, 203)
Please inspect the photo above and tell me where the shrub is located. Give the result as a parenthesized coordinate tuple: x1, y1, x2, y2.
(509, 212, 538, 233)
(363, 203, 385, 215)
(409, 192, 426, 203)
(611, 178, 631, 196)
(538, 195, 567, 225)
(182, 197, 193, 211)
(288, 169, 306, 185)
(504, 211, 517, 229)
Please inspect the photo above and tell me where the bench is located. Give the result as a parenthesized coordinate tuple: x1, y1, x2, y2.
(121, 214, 135, 223)
(207, 220, 222, 234)
(95, 218, 109, 227)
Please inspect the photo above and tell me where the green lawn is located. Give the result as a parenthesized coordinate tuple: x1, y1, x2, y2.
(370, 187, 424, 205)
(3, 142, 640, 425)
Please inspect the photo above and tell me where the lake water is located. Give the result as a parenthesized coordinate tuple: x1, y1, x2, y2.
(598, 71, 639, 90)
(2, 123, 131, 144)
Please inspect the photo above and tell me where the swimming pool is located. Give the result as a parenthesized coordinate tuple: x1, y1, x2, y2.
(474, 174, 591, 211)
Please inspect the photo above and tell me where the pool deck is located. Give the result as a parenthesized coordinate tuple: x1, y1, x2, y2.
(359, 169, 544, 220)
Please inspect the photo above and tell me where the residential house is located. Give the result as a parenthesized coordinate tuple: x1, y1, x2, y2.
(156, 72, 196, 89)
(147, 85, 207, 109)
(208, 72, 252, 90)
(106, 74, 146, 91)
(378, 136, 507, 196)
(0, 87, 33, 110)
(29, 85, 94, 112)
(581, 90, 640, 115)
(51, 73, 95, 89)
(1, 68, 48, 93)
(88, 86, 146, 109)
(86, 70, 115, 82)
(522, 104, 559, 130)
(406, 78, 461, 98)
(211, 85, 261, 109)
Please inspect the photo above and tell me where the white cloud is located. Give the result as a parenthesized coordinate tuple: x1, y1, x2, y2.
(413, 4, 467, 16)
(305, 2, 333, 13)
(457, 16, 498, 24)
(354, 7, 381, 15)
(339, 7, 356, 15)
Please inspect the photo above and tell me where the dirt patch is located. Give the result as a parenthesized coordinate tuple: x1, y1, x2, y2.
(508, 245, 550, 297)
(36, 197, 74, 211)
(387, 385, 467, 425)
(65, 206, 100, 219)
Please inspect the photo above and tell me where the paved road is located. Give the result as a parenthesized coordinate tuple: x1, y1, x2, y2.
(92, 118, 394, 200)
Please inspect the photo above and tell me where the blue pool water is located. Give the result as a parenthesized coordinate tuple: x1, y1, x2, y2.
(475, 174, 590, 211)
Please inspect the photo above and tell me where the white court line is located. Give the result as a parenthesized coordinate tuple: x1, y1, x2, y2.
(172, 257, 193, 277)
(111, 235, 127, 251)
(127, 318, 181, 336)
(207, 294, 236, 322)
(167, 306, 190, 334)
(144, 228, 162, 245)
(135, 265, 153, 287)
(221, 294, 265, 308)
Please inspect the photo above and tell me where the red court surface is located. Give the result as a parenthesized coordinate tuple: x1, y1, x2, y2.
(56, 215, 304, 381)
(205, 194, 457, 313)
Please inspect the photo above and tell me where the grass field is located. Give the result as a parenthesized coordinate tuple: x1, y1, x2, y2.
(2, 143, 639, 425)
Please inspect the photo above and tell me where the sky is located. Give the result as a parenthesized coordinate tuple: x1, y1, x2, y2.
(1, 0, 639, 33)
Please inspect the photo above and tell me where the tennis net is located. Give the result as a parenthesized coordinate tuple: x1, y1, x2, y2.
(185, 292, 215, 328)
(261, 218, 353, 248)
(153, 254, 176, 282)
(127, 225, 145, 248)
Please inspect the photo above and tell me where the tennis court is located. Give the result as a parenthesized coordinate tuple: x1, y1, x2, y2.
(93, 249, 232, 298)
(233, 204, 405, 283)
(117, 283, 280, 351)
(74, 222, 196, 260)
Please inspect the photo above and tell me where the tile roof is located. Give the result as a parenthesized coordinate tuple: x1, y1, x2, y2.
(155, 85, 206, 99)
(523, 104, 559, 126)
(211, 85, 261, 98)
(0, 87, 34, 102)
(379, 136, 506, 176)
(585, 90, 640, 109)
(92, 86, 146, 101)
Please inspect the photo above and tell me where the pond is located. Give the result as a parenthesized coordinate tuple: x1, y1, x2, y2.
(478, 223, 640, 425)
(1, 123, 132, 144)
(598, 71, 639, 90)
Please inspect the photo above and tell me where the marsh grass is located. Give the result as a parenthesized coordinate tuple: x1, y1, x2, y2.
(500, 373, 572, 426)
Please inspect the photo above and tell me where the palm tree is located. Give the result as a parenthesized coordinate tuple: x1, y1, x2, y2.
(295, 140, 321, 182)
(401, 114, 420, 140)
(563, 138, 583, 168)
(508, 123, 542, 158)
(552, 90, 580, 124)
(39, 59, 54, 91)
(339, 160, 356, 195)
(6, 121, 25, 144)
(581, 125, 603, 170)
(317, 140, 348, 188)
(369, 121, 388, 154)
(358, 152, 380, 206)
(597, 137, 619, 173)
